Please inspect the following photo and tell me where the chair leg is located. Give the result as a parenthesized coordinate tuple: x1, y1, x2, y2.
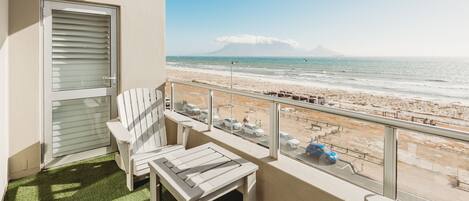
(150, 170, 161, 201)
(127, 161, 134, 191)
(126, 172, 134, 191)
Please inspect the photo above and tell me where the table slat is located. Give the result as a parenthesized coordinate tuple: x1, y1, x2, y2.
(186, 161, 241, 187)
(171, 152, 225, 173)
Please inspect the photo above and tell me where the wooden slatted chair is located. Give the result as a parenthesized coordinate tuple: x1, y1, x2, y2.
(107, 88, 192, 191)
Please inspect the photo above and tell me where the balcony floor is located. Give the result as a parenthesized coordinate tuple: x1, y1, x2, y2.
(5, 154, 241, 201)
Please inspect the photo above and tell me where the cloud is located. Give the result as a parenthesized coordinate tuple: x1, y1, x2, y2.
(215, 34, 299, 47)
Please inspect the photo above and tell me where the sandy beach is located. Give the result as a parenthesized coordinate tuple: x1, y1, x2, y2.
(167, 67, 469, 201)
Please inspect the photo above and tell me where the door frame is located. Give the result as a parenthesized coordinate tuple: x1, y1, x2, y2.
(42, 1, 118, 167)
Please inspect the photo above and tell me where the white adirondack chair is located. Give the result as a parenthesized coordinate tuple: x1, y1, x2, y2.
(107, 88, 192, 191)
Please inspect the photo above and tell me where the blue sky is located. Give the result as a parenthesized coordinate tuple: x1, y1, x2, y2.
(166, 0, 469, 57)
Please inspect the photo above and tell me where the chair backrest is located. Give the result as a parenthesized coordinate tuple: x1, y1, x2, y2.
(117, 88, 167, 154)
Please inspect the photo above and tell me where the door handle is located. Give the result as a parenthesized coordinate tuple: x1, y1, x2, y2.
(102, 76, 117, 80)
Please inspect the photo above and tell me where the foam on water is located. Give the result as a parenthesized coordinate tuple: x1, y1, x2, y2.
(167, 56, 469, 105)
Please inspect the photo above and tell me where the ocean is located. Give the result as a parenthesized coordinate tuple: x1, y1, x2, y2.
(167, 56, 469, 104)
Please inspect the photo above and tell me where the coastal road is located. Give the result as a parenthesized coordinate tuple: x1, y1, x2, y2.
(228, 128, 427, 201)
(283, 145, 427, 201)
(202, 118, 427, 201)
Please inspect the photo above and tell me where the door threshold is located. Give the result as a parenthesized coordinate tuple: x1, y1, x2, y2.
(44, 146, 114, 169)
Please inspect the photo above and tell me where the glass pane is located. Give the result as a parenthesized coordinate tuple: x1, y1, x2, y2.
(52, 96, 111, 157)
(173, 84, 208, 123)
(231, 94, 270, 148)
(164, 82, 171, 110)
(279, 104, 385, 194)
(213, 91, 233, 132)
(52, 10, 111, 91)
(397, 131, 469, 201)
(212, 91, 270, 148)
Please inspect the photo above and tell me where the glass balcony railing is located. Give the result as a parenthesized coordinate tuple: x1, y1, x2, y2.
(166, 80, 469, 201)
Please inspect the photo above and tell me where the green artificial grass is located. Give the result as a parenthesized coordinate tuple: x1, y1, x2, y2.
(6, 154, 241, 201)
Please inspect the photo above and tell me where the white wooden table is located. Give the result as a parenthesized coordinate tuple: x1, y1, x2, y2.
(149, 142, 258, 201)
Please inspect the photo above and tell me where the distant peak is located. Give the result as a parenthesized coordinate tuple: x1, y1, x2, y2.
(308, 46, 343, 57)
(203, 35, 343, 57)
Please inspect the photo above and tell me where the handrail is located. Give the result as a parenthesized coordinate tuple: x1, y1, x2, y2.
(169, 79, 469, 142)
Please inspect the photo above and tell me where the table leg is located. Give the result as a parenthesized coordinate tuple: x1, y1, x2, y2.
(243, 172, 257, 201)
(150, 170, 161, 201)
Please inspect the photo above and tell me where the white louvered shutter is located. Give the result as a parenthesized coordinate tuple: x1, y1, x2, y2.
(50, 10, 113, 157)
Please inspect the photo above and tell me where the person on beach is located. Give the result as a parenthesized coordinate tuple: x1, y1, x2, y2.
(243, 116, 249, 124)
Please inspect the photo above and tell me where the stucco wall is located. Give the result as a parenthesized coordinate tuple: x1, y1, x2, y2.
(1, 0, 9, 197)
(8, 0, 42, 180)
(7, 0, 167, 179)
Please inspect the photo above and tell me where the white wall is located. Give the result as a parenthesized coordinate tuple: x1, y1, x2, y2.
(7, 0, 167, 179)
(8, 0, 41, 180)
(0, 0, 9, 198)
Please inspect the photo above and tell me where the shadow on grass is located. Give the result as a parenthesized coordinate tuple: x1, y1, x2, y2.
(5, 154, 241, 201)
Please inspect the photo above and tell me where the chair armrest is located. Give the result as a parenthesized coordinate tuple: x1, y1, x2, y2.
(106, 119, 132, 144)
(164, 110, 193, 147)
(164, 110, 189, 123)
(164, 110, 194, 128)
(177, 120, 193, 129)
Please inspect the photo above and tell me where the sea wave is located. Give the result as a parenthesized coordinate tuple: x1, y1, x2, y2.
(425, 79, 449, 83)
(166, 59, 469, 104)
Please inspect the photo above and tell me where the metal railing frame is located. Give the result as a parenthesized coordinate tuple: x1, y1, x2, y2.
(168, 79, 469, 200)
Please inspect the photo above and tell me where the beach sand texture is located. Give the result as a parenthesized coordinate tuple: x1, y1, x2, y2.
(167, 68, 469, 201)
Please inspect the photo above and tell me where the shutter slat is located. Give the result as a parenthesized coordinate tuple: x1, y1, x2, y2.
(52, 59, 109, 65)
(53, 12, 109, 22)
(53, 127, 108, 138)
(53, 24, 109, 32)
(53, 17, 109, 27)
(53, 64, 108, 69)
(53, 41, 109, 49)
(53, 47, 108, 54)
(53, 53, 109, 59)
(53, 29, 108, 38)
(52, 70, 109, 77)
(53, 35, 109, 43)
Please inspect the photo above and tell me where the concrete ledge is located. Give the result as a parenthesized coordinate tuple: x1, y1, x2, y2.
(165, 111, 386, 201)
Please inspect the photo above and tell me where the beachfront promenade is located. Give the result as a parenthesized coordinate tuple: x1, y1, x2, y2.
(169, 78, 469, 201)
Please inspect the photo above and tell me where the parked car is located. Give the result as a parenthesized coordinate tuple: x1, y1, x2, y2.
(242, 123, 264, 137)
(287, 139, 300, 149)
(305, 143, 338, 164)
(198, 109, 220, 123)
(280, 107, 295, 112)
(280, 132, 300, 149)
(182, 103, 200, 115)
(222, 118, 242, 130)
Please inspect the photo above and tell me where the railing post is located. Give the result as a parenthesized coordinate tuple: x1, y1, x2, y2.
(383, 126, 398, 199)
(208, 89, 213, 131)
(170, 82, 175, 111)
(269, 102, 280, 159)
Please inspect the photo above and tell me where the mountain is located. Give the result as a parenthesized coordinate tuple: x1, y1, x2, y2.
(205, 43, 342, 57)
(307, 46, 343, 57)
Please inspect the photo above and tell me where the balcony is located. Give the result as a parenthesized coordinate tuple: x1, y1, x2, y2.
(166, 80, 469, 201)
(6, 80, 468, 201)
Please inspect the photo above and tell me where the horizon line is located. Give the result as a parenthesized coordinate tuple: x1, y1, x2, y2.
(166, 55, 469, 58)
